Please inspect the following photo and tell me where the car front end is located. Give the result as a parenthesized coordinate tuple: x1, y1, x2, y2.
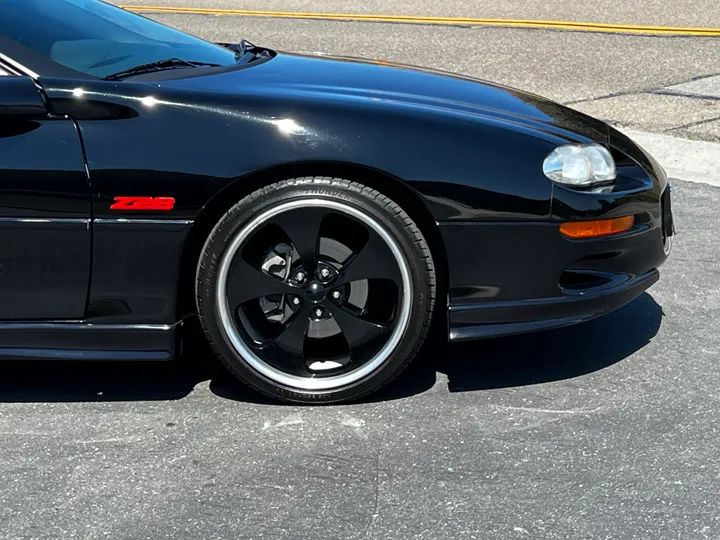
(128, 48, 673, 344)
(443, 123, 674, 341)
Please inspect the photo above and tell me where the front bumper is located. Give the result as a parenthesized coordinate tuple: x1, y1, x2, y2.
(441, 150, 673, 341)
(448, 268, 658, 341)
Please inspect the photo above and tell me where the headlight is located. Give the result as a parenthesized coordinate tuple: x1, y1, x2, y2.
(542, 144, 616, 187)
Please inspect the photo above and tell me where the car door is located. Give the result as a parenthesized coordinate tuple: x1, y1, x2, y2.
(0, 72, 91, 319)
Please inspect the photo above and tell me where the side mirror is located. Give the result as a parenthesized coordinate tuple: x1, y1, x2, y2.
(0, 76, 48, 117)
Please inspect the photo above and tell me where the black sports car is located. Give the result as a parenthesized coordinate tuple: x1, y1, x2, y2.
(0, 0, 673, 403)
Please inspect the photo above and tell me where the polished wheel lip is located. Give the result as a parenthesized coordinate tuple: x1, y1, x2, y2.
(216, 198, 413, 392)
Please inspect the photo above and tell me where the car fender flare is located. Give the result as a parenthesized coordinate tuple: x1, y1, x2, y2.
(175, 160, 450, 329)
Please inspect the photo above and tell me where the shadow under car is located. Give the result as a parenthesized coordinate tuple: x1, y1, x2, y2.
(0, 293, 662, 404)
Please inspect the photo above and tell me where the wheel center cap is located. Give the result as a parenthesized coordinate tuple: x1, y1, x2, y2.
(305, 281, 326, 303)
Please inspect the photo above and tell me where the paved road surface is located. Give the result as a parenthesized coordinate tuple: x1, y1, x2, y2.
(2, 178, 718, 539)
(2, 5, 720, 540)
(119, 0, 720, 27)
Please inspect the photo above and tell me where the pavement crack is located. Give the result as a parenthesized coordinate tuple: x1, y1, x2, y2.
(565, 72, 720, 106)
(681, 72, 720, 83)
(563, 88, 644, 106)
(651, 89, 720, 101)
(364, 435, 383, 538)
(664, 114, 720, 131)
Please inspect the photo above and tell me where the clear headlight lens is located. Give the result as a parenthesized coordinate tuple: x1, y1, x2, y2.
(543, 144, 617, 187)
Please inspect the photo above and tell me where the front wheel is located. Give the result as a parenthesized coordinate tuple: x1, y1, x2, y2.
(196, 177, 436, 403)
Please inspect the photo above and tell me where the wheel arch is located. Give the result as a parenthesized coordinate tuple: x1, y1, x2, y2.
(176, 161, 449, 332)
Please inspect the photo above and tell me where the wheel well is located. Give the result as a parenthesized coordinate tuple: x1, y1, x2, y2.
(176, 162, 449, 330)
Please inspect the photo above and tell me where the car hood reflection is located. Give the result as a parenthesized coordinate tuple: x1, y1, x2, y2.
(160, 50, 609, 143)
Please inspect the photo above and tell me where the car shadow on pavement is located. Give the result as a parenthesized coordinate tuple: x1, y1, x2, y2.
(0, 356, 215, 404)
(376, 292, 664, 400)
(0, 294, 662, 404)
(210, 292, 664, 404)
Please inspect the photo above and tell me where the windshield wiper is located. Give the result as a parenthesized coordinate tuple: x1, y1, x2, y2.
(236, 39, 270, 63)
(102, 58, 221, 81)
(238, 39, 258, 56)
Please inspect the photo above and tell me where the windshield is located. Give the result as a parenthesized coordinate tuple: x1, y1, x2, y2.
(0, 0, 239, 78)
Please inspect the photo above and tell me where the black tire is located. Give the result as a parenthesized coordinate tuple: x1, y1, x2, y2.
(196, 177, 436, 404)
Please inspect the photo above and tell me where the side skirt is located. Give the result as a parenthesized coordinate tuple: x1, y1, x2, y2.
(0, 322, 180, 361)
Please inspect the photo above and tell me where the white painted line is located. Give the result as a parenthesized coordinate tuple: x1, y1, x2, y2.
(620, 128, 720, 187)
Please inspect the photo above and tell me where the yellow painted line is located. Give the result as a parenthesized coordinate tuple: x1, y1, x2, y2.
(122, 5, 720, 36)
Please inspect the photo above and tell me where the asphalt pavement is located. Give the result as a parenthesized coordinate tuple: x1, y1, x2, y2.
(2, 4, 720, 540)
(118, 0, 720, 27)
(2, 179, 719, 540)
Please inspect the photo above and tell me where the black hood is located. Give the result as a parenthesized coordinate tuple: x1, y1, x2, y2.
(160, 50, 609, 144)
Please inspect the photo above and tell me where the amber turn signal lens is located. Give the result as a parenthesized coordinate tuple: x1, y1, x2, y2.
(560, 216, 635, 239)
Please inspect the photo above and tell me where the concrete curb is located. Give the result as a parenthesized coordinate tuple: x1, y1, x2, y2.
(620, 128, 720, 187)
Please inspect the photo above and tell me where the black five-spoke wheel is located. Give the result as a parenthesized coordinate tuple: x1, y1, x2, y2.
(197, 177, 435, 404)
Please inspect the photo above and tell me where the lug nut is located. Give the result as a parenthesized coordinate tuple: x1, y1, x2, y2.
(331, 290, 341, 299)
(319, 267, 331, 279)
(291, 296, 301, 306)
(314, 307, 324, 318)
(295, 271, 305, 282)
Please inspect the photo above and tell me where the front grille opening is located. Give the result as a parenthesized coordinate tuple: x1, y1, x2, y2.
(559, 270, 613, 292)
(575, 251, 621, 262)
